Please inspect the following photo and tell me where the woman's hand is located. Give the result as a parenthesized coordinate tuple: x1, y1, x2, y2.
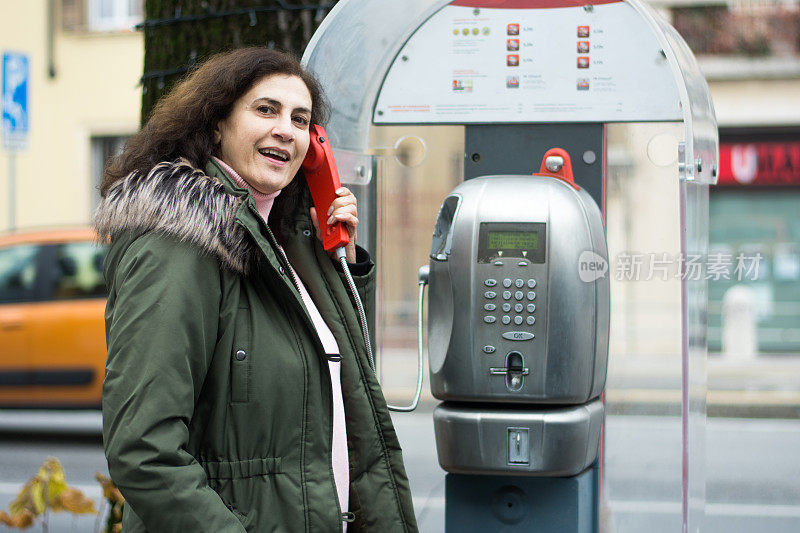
(309, 187, 358, 263)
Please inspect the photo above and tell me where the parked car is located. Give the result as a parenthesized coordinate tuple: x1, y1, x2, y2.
(0, 228, 108, 408)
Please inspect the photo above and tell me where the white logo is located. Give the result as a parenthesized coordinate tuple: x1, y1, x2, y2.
(731, 144, 757, 184)
(578, 251, 608, 282)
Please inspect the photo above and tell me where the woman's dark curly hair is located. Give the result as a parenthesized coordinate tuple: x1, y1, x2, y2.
(101, 47, 329, 238)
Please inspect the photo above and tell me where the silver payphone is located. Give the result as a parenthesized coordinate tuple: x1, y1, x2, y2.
(428, 149, 608, 476)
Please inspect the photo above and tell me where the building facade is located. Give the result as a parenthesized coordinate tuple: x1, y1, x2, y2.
(0, 0, 143, 232)
(667, 0, 800, 354)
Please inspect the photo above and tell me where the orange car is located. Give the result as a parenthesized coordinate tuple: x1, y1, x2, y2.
(0, 228, 109, 408)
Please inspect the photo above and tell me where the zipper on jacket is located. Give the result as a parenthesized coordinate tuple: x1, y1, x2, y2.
(281, 251, 346, 530)
(269, 226, 346, 531)
(267, 226, 342, 365)
(232, 175, 353, 531)
(275, 243, 303, 299)
(252, 221, 330, 356)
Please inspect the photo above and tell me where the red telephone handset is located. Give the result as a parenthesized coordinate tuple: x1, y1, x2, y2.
(302, 124, 350, 252)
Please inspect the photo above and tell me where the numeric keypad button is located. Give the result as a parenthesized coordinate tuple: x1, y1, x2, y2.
(502, 303, 512, 312)
(527, 279, 537, 288)
(503, 278, 512, 288)
(527, 291, 536, 300)
(515, 279, 524, 288)
(514, 291, 524, 301)
(502, 316, 511, 325)
(514, 303, 524, 313)
(527, 303, 536, 313)
(503, 291, 512, 300)
(526, 316, 536, 325)
(514, 316, 523, 325)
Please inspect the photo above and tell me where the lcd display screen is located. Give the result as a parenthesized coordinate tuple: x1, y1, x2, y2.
(478, 222, 546, 263)
(487, 231, 538, 251)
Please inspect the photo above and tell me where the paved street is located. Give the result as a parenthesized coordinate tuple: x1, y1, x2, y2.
(2, 410, 800, 532)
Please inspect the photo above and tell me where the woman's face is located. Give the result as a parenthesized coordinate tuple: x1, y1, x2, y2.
(214, 74, 313, 194)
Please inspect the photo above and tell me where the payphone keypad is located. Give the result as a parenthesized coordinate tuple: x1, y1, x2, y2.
(481, 276, 538, 329)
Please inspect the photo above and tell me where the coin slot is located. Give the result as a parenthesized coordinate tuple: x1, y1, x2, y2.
(505, 351, 525, 391)
(507, 427, 530, 465)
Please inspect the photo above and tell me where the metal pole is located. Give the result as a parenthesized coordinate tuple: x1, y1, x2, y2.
(8, 151, 15, 231)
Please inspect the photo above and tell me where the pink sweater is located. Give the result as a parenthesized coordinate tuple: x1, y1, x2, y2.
(214, 158, 350, 527)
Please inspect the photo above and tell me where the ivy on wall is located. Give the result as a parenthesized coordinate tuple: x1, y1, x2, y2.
(140, 0, 337, 124)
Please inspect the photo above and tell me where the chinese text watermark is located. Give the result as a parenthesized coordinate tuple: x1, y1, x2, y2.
(579, 252, 763, 282)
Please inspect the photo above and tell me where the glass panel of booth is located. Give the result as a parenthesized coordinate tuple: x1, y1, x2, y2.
(303, 0, 452, 151)
(601, 121, 708, 532)
(681, 178, 709, 533)
(365, 120, 707, 531)
(367, 125, 465, 395)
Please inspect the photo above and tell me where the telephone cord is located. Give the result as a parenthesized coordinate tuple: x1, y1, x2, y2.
(336, 247, 424, 412)
(335, 247, 376, 374)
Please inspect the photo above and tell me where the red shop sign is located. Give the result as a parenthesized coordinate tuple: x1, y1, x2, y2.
(718, 141, 800, 186)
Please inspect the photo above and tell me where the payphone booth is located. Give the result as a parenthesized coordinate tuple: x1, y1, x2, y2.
(304, 0, 717, 531)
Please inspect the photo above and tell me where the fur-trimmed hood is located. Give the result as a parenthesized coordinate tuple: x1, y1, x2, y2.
(93, 159, 258, 275)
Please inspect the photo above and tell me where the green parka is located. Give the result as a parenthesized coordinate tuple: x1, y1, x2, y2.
(94, 159, 418, 532)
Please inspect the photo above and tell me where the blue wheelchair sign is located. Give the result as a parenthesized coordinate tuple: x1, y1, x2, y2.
(2, 51, 29, 151)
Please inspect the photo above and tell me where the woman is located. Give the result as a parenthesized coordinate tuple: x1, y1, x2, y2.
(94, 48, 418, 533)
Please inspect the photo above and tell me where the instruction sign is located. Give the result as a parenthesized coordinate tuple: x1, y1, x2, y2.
(374, 0, 682, 123)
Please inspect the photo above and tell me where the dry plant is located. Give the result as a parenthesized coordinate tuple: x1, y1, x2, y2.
(0, 457, 97, 531)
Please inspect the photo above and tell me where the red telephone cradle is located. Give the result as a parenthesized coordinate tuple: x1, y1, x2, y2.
(534, 147, 580, 191)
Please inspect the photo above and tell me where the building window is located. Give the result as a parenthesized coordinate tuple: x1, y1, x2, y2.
(88, 0, 143, 31)
(62, 0, 143, 32)
(91, 136, 129, 210)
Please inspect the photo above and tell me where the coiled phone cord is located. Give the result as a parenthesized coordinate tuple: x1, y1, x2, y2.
(335, 247, 376, 374)
(335, 247, 424, 412)
(386, 277, 426, 412)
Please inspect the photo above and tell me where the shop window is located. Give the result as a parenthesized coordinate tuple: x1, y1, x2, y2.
(708, 189, 800, 352)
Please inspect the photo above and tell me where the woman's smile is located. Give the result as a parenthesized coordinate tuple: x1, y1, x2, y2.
(258, 147, 291, 164)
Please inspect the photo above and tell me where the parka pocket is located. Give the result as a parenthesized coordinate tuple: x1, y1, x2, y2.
(202, 457, 282, 530)
(231, 308, 251, 404)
